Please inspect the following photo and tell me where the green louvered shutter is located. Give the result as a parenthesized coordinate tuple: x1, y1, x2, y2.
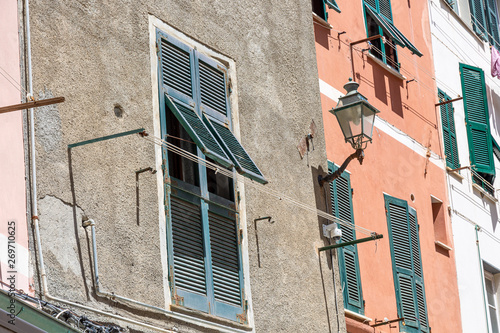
(379, 0, 392, 20)
(329, 162, 364, 314)
(364, 0, 377, 11)
(204, 116, 267, 184)
(159, 35, 195, 104)
(486, 0, 500, 47)
(438, 89, 460, 169)
(460, 64, 495, 175)
(169, 191, 209, 312)
(469, 0, 488, 39)
(208, 205, 244, 320)
(165, 97, 234, 169)
(409, 208, 429, 333)
(325, 0, 341, 13)
(198, 54, 229, 117)
(385, 195, 429, 332)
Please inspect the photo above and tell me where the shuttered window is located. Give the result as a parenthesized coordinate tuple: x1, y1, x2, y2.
(328, 161, 364, 314)
(312, 0, 341, 22)
(460, 63, 495, 176)
(158, 31, 257, 323)
(385, 195, 429, 333)
(363, 0, 422, 70)
(469, 0, 500, 47)
(438, 89, 460, 169)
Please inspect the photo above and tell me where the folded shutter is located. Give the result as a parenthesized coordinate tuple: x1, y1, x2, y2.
(438, 89, 460, 169)
(460, 64, 495, 175)
(325, 0, 341, 13)
(469, 0, 488, 39)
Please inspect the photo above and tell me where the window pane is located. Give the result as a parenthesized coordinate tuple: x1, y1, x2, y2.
(206, 158, 234, 202)
(367, 15, 383, 61)
(166, 107, 200, 186)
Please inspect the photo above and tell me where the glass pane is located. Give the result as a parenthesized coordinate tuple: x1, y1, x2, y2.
(166, 107, 200, 186)
(490, 306, 499, 333)
(362, 106, 376, 139)
(206, 158, 234, 202)
(487, 277, 495, 306)
(367, 14, 383, 61)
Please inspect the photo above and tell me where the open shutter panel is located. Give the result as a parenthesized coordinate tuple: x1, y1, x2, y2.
(386, 197, 418, 329)
(165, 96, 234, 169)
(439, 90, 460, 169)
(329, 163, 363, 313)
(486, 0, 500, 47)
(460, 64, 495, 175)
(470, 0, 488, 39)
(409, 207, 429, 332)
(159, 36, 195, 103)
(198, 54, 229, 117)
(364, 0, 377, 11)
(325, 0, 341, 13)
(170, 192, 209, 312)
(204, 116, 268, 184)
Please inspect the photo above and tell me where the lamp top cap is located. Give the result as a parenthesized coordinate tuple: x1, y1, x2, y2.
(344, 79, 360, 94)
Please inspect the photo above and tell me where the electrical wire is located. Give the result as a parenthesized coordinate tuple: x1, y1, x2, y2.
(142, 134, 378, 236)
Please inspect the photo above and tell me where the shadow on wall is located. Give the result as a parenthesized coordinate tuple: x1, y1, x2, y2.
(488, 87, 500, 137)
(314, 23, 331, 50)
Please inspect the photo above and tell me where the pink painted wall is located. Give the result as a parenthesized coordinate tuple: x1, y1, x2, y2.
(0, 0, 30, 293)
(314, 0, 462, 332)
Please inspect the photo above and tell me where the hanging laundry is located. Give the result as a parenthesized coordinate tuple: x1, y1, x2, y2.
(492, 46, 500, 78)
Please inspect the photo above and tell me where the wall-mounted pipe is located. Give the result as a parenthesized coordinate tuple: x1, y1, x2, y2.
(476, 226, 491, 333)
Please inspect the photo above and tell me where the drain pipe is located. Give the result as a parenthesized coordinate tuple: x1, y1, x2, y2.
(82, 218, 249, 333)
(476, 226, 491, 333)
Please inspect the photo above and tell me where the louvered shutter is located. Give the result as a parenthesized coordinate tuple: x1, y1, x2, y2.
(329, 162, 364, 314)
(438, 89, 460, 169)
(208, 205, 244, 320)
(204, 116, 268, 184)
(169, 191, 209, 313)
(469, 0, 488, 39)
(159, 35, 195, 104)
(460, 64, 495, 175)
(378, 0, 392, 20)
(385, 195, 429, 332)
(165, 97, 234, 169)
(364, 0, 377, 11)
(409, 208, 429, 333)
(197, 54, 229, 117)
(486, 0, 500, 47)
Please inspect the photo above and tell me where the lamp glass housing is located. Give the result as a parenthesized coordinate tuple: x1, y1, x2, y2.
(331, 81, 380, 150)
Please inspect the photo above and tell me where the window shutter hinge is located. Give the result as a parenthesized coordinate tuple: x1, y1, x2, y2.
(227, 77, 233, 94)
(351, 188, 354, 196)
(156, 41, 160, 56)
(239, 229, 243, 243)
(385, 208, 388, 214)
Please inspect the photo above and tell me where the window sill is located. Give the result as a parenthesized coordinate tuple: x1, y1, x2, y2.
(472, 183, 498, 203)
(312, 12, 332, 30)
(446, 166, 464, 180)
(344, 309, 373, 323)
(366, 53, 406, 80)
(170, 305, 253, 332)
(435, 240, 453, 251)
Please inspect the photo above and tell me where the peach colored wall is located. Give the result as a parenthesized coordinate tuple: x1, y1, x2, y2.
(0, 0, 29, 292)
(315, 0, 461, 332)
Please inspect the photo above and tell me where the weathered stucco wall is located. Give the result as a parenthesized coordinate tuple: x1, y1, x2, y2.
(28, 1, 345, 332)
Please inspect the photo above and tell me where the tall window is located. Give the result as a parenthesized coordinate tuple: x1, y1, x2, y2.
(328, 162, 364, 314)
(363, 0, 422, 70)
(158, 30, 266, 322)
(438, 89, 460, 169)
(485, 269, 500, 333)
(469, 0, 500, 47)
(385, 194, 429, 333)
(460, 63, 495, 189)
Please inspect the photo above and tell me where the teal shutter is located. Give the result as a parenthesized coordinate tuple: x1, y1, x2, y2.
(469, 0, 488, 39)
(204, 116, 268, 184)
(325, 0, 341, 13)
(486, 0, 500, 47)
(385, 195, 429, 332)
(460, 63, 495, 175)
(197, 54, 229, 117)
(329, 162, 364, 314)
(165, 97, 234, 169)
(169, 190, 210, 313)
(378, 0, 392, 20)
(438, 89, 460, 169)
(365, 0, 377, 10)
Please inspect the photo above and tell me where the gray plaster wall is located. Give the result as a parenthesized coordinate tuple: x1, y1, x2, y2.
(27, 0, 346, 332)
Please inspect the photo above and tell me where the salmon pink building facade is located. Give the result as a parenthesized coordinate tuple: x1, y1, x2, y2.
(313, 0, 462, 331)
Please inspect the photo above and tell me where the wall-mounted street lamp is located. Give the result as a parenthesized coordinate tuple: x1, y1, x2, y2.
(318, 79, 380, 186)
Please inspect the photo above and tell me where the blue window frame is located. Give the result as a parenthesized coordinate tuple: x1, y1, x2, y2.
(312, 0, 341, 22)
(157, 31, 265, 323)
